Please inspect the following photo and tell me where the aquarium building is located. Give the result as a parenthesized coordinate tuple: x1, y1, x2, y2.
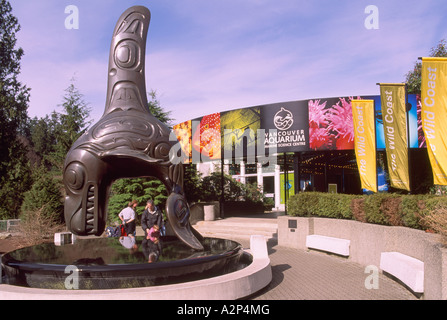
(173, 93, 428, 211)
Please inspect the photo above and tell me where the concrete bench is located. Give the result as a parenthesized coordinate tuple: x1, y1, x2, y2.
(305, 235, 350, 257)
(380, 252, 424, 293)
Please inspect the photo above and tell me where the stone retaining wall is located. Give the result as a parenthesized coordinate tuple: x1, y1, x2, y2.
(278, 216, 447, 300)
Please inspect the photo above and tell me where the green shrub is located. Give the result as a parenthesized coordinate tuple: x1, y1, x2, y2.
(418, 195, 447, 230)
(287, 192, 447, 231)
(420, 201, 447, 244)
(315, 193, 333, 217)
(287, 192, 320, 216)
(313, 193, 345, 218)
(287, 192, 354, 219)
(335, 193, 355, 220)
(363, 193, 384, 225)
(400, 194, 433, 229)
(362, 193, 412, 226)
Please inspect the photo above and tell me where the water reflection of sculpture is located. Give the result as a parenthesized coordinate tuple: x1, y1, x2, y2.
(62, 6, 203, 250)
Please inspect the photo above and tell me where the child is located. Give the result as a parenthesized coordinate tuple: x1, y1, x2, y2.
(147, 224, 160, 242)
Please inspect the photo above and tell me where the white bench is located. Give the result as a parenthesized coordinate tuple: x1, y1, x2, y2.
(380, 252, 424, 293)
(305, 235, 350, 257)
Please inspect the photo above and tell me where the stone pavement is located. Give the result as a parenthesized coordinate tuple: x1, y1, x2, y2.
(193, 214, 419, 300)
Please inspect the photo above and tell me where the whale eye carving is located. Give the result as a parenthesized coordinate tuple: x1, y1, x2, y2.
(64, 162, 86, 192)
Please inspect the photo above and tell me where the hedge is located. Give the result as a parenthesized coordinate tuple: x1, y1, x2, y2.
(287, 192, 446, 230)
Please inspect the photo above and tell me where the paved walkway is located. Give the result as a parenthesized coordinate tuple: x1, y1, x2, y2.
(194, 214, 419, 300)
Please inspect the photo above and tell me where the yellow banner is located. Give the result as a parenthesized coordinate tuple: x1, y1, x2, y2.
(352, 100, 377, 192)
(421, 57, 447, 185)
(379, 84, 410, 191)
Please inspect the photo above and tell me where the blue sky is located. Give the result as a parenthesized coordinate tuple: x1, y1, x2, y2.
(10, 0, 447, 125)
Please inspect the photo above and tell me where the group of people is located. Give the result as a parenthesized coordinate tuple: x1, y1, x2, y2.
(116, 199, 164, 263)
(118, 199, 164, 239)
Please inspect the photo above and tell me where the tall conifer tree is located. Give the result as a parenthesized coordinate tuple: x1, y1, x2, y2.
(0, 0, 32, 218)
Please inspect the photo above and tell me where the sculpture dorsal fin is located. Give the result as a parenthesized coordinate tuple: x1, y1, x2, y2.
(104, 6, 151, 116)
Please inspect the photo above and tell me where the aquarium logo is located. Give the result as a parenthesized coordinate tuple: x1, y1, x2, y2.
(273, 107, 294, 131)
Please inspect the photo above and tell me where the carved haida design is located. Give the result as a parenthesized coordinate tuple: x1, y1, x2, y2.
(63, 6, 203, 250)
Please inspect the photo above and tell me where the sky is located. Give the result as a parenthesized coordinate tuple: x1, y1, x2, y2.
(10, 0, 447, 126)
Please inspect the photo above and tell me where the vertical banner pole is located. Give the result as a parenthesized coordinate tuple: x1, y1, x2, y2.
(405, 84, 412, 193)
(284, 153, 288, 215)
(220, 140, 225, 219)
(374, 101, 378, 192)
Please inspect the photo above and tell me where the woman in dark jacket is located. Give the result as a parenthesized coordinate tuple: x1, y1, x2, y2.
(141, 200, 163, 237)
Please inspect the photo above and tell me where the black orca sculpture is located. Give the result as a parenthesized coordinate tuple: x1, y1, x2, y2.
(62, 6, 204, 250)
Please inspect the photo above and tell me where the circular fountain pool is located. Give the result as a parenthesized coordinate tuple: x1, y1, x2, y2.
(1, 236, 250, 290)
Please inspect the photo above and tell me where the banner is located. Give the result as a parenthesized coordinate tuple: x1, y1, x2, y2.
(379, 84, 410, 191)
(221, 107, 260, 164)
(191, 113, 221, 163)
(352, 99, 377, 192)
(421, 57, 447, 185)
(172, 120, 192, 164)
(308, 97, 357, 150)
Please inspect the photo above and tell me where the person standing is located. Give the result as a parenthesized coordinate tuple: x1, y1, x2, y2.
(141, 200, 163, 238)
(119, 200, 137, 236)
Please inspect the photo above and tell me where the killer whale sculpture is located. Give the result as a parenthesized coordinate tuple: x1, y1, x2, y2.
(62, 6, 204, 250)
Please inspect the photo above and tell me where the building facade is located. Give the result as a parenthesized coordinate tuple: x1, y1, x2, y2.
(174, 94, 428, 210)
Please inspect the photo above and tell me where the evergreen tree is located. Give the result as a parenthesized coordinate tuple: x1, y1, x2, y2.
(0, 139, 32, 219)
(183, 164, 203, 203)
(48, 79, 91, 170)
(20, 165, 63, 222)
(20, 81, 90, 223)
(405, 39, 447, 94)
(28, 114, 59, 168)
(0, 0, 30, 148)
(148, 90, 174, 126)
(0, 0, 32, 218)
